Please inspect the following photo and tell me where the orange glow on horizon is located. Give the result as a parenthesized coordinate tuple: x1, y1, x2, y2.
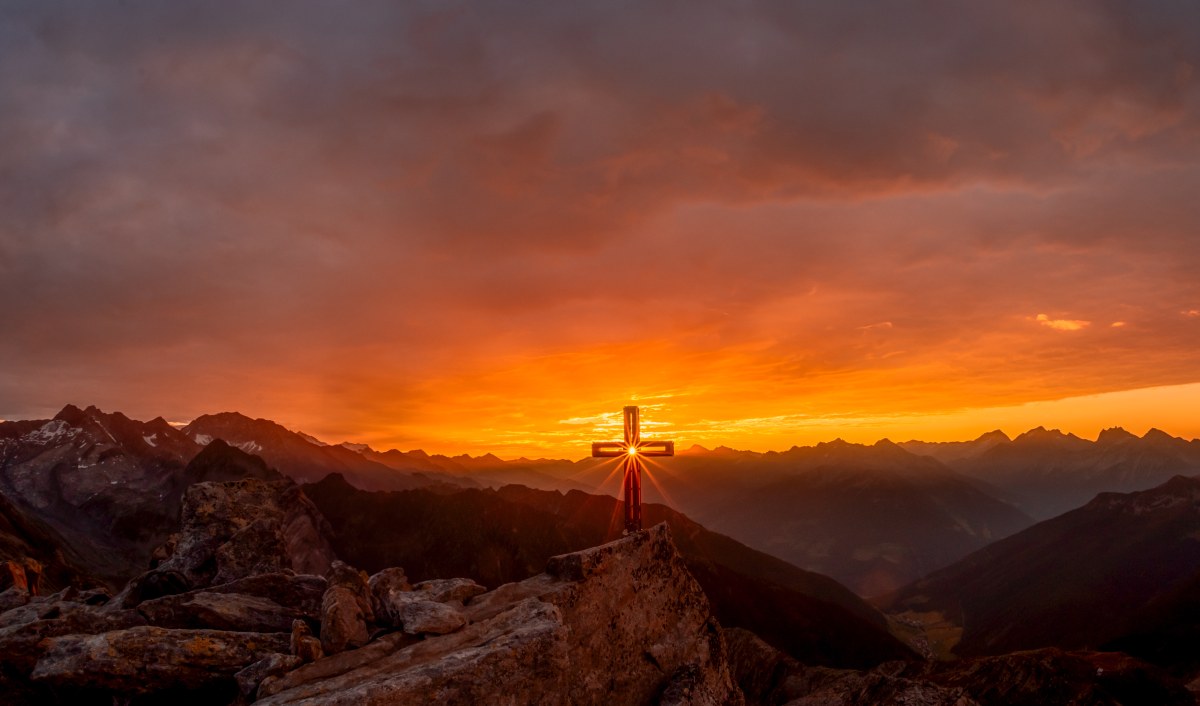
(270, 379, 1200, 460)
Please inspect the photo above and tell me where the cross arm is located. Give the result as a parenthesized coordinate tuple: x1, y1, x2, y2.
(636, 440, 674, 457)
(592, 442, 627, 458)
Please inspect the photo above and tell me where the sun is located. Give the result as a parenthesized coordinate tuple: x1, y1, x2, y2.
(627, 446, 638, 456)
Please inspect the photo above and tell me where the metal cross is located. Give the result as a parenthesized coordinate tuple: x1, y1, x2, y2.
(591, 406, 674, 533)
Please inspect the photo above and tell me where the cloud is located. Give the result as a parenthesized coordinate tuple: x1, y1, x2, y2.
(1034, 314, 1091, 332)
(1, 1, 1199, 453)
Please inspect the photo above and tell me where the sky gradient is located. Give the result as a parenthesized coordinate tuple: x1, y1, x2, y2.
(2, 1, 1199, 456)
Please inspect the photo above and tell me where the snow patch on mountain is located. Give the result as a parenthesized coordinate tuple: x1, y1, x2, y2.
(24, 420, 74, 445)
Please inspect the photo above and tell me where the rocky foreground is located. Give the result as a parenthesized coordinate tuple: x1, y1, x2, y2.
(0, 477, 742, 705)
(0, 476, 1193, 705)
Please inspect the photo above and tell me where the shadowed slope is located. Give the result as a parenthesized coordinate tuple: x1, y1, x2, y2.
(881, 475, 1200, 668)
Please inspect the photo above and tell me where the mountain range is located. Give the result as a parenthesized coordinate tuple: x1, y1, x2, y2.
(880, 474, 1200, 676)
(901, 426, 1200, 519)
(0, 405, 913, 669)
(2, 403, 1199, 701)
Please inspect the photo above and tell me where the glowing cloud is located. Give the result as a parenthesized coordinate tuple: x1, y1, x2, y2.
(1035, 314, 1091, 332)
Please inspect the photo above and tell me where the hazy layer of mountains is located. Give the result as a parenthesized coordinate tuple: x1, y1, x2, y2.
(2, 403, 1200, 700)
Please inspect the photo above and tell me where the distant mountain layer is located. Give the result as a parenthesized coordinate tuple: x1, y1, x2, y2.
(880, 474, 1200, 673)
(182, 412, 458, 491)
(298, 423, 1200, 597)
(302, 473, 915, 669)
(901, 427, 1200, 519)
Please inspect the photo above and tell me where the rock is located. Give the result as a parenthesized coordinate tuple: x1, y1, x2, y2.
(0, 599, 86, 629)
(290, 619, 323, 663)
(368, 567, 410, 594)
(319, 562, 373, 655)
(236, 652, 304, 702)
(413, 577, 487, 604)
(258, 599, 568, 704)
(77, 587, 111, 605)
(0, 606, 146, 677)
(367, 567, 410, 617)
(394, 596, 466, 635)
(30, 626, 290, 695)
(0, 587, 29, 612)
(153, 479, 335, 591)
(1, 560, 33, 594)
(139, 591, 306, 633)
(724, 628, 799, 706)
(112, 568, 191, 608)
(254, 523, 743, 706)
(136, 572, 327, 633)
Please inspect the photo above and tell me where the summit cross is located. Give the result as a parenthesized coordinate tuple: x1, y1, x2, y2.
(591, 406, 674, 533)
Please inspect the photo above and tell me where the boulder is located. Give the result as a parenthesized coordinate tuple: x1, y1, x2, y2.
(413, 577, 487, 604)
(139, 591, 306, 633)
(319, 562, 373, 655)
(290, 619, 323, 663)
(254, 523, 743, 706)
(367, 567, 410, 615)
(0, 606, 146, 678)
(153, 479, 335, 591)
(368, 567, 410, 592)
(394, 596, 467, 635)
(236, 652, 304, 702)
(30, 626, 290, 695)
(135, 572, 327, 631)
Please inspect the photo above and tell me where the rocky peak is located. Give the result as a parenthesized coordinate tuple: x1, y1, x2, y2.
(1142, 427, 1180, 444)
(975, 429, 1011, 444)
(146, 478, 336, 593)
(183, 440, 285, 486)
(1097, 427, 1138, 445)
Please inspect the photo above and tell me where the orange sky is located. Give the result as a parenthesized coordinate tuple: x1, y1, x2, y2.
(2, 2, 1198, 457)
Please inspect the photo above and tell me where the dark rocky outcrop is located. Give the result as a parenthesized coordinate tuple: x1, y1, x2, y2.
(256, 524, 743, 705)
(148, 479, 336, 594)
(0, 478, 336, 704)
